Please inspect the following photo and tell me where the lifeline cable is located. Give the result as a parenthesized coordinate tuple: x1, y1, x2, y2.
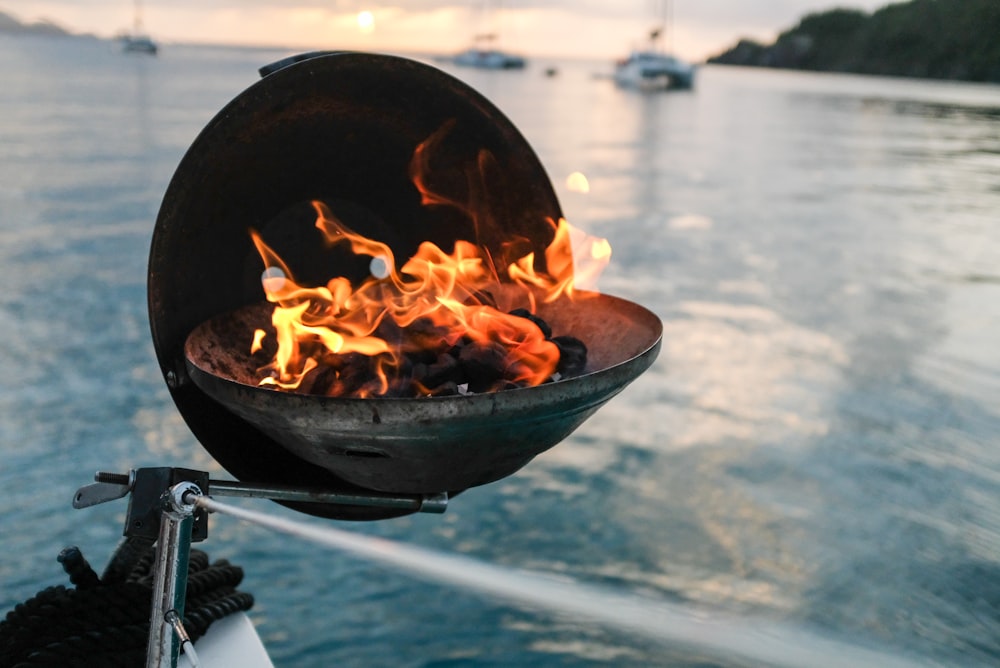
(194, 494, 924, 668)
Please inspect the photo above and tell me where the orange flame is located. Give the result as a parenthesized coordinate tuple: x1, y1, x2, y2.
(249, 130, 611, 397)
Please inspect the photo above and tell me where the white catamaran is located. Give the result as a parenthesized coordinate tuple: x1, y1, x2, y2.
(614, 0, 694, 90)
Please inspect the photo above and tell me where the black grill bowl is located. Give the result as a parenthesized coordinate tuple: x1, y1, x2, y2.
(184, 289, 661, 494)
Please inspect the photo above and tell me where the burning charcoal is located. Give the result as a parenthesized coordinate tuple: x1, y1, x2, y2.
(404, 317, 451, 358)
(404, 348, 438, 365)
(330, 353, 375, 396)
(425, 381, 459, 397)
(308, 365, 341, 395)
(372, 318, 408, 353)
(396, 354, 414, 377)
(422, 352, 462, 388)
(249, 330, 277, 362)
(494, 379, 522, 393)
(551, 335, 587, 377)
(300, 352, 349, 394)
(508, 308, 552, 338)
(458, 341, 508, 392)
(382, 377, 416, 398)
(410, 362, 428, 384)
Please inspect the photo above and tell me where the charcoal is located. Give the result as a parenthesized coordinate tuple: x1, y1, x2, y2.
(394, 354, 414, 377)
(382, 377, 416, 398)
(423, 352, 462, 387)
(373, 317, 405, 343)
(262, 296, 588, 396)
(331, 353, 377, 396)
(250, 334, 277, 361)
(459, 341, 508, 392)
(405, 347, 439, 365)
(371, 317, 409, 352)
(424, 380, 459, 397)
(404, 317, 451, 358)
(308, 365, 341, 395)
(410, 362, 428, 384)
(508, 308, 552, 338)
(495, 379, 521, 392)
(551, 335, 587, 377)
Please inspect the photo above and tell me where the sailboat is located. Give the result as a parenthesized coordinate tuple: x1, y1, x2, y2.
(451, 1, 525, 69)
(453, 33, 525, 69)
(121, 0, 157, 55)
(613, 0, 693, 90)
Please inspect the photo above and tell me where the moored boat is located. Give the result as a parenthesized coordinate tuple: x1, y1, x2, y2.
(614, 0, 694, 91)
(120, 0, 157, 55)
(614, 48, 694, 90)
(452, 33, 525, 69)
(453, 46, 526, 69)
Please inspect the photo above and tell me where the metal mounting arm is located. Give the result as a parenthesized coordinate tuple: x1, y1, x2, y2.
(72, 466, 448, 668)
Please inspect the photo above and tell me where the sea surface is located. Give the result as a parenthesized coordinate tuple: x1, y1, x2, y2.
(1, 34, 999, 667)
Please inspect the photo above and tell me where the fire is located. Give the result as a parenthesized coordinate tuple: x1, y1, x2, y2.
(249, 129, 611, 398)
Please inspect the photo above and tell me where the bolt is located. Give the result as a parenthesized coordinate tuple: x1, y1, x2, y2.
(95, 471, 131, 485)
(169, 481, 202, 514)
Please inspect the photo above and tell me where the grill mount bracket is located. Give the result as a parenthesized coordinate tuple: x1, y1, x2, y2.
(73, 466, 448, 668)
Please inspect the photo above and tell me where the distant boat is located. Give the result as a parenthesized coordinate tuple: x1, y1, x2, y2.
(120, 0, 157, 55)
(451, 0, 525, 70)
(453, 35, 526, 70)
(614, 49, 693, 90)
(614, 1, 693, 90)
(122, 34, 157, 54)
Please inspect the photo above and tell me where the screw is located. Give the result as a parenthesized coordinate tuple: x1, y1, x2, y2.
(95, 471, 131, 485)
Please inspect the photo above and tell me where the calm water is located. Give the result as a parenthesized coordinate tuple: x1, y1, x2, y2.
(2, 35, 1000, 667)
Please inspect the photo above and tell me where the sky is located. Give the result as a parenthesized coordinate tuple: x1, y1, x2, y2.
(11, 1, 891, 62)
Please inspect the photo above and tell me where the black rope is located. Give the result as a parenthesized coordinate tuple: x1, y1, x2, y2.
(0, 542, 254, 667)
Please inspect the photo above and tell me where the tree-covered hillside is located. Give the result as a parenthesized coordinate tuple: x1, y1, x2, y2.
(707, 0, 1000, 83)
(0, 8, 72, 37)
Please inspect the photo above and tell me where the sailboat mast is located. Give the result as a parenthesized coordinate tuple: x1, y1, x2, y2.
(647, 0, 672, 53)
(666, 0, 672, 53)
(133, 0, 144, 34)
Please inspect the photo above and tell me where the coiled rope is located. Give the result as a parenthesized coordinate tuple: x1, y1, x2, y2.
(0, 538, 253, 667)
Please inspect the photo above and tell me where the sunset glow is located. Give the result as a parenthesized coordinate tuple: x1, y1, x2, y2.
(356, 10, 375, 34)
(14, 1, 892, 63)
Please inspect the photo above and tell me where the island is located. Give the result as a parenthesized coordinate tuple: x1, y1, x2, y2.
(0, 8, 81, 38)
(707, 0, 1000, 84)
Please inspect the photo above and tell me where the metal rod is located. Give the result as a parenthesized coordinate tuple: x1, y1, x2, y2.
(146, 482, 201, 668)
(207, 479, 448, 513)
